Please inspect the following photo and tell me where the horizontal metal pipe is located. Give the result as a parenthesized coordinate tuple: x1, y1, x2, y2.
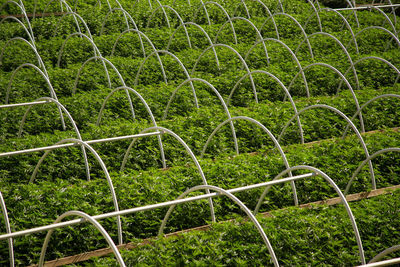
(359, 257, 400, 267)
(335, 4, 400, 11)
(0, 101, 48, 109)
(0, 173, 315, 240)
(0, 132, 162, 158)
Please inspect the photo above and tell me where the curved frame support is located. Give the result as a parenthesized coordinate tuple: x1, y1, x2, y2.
(228, 70, 304, 143)
(143, 0, 170, 28)
(214, 17, 269, 65)
(287, 62, 365, 133)
(254, 165, 365, 265)
(134, 50, 197, 107)
(345, 147, 400, 195)
(99, 7, 144, 57)
(318, 8, 359, 54)
(38, 210, 125, 267)
(0, 16, 35, 45)
(232, 0, 250, 19)
(201, 116, 298, 206)
(0, 191, 14, 267)
(167, 22, 220, 69)
(158, 185, 279, 267)
(53, 11, 92, 40)
(244, 38, 309, 100)
(97, 86, 166, 169)
(146, 5, 191, 48)
(260, 13, 314, 60)
(369, 6, 398, 38)
(242, 0, 279, 39)
(0, 37, 46, 71)
(338, 56, 400, 93)
(56, 32, 113, 91)
(192, 44, 258, 103)
(369, 244, 400, 264)
(303, 0, 323, 32)
(278, 104, 375, 190)
(121, 126, 216, 223)
(163, 77, 239, 154)
(0, 1, 34, 40)
(192, 1, 238, 44)
(295, 32, 360, 91)
(350, 26, 400, 52)
(19, 97, 90, 181)
(30, 138, 123, 245)
(73, 55, 135, 120)
(343, 94, 400, 138)
(111, 29, 167, 82)
(5, 63, 66, 130)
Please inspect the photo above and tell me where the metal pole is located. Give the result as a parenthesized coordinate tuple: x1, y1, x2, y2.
(0, 132, 162, 158)
(0, 101, 48, 109)
(335, 4, 400, 11)
(0, 173, 314, 241)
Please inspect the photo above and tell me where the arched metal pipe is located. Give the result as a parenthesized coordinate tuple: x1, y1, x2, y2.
(369, 244, 400, 264)
(42, 0, 71, 16)
(228, 70, 304, 144)
(193, 0, 211, 25)
(132, 0, 153, 10)
(136, 0, 169, 27)
(254, 165, 365, 265)
(134, 50, 196, 107)
(57, 32, 100, 68)
(302, 0, 323, 32)
(201, 116, 298, 206)
(259, 13, 314, 60)
(0, 37, 46, 71)
(0, 1, 34, 41)
(295, 32, 360, 91)
(343, 94, 400, 138)
(334, 0, 360, 29)
(100, 8, 144, 56)
(278, 104, 375, 190)
(244, 38, 309, 99)
(232, 0, 250, 18)
(345, 147, 400, 195)
(192, 1, 238, 44)
(53, 11, 92, 40)
(192, 44, 258, 103)
(0, 16, 35, 45)
(287, 62, 365, 133)
(111, 29, 167, 82)
(97, 86, 166, 169)
(351, 26, 400, 51)
(42, 0, 81, 36)
(0, 191, 14, 267)
(146, 5, 192, 48)
(38, 210, 125, 267)
(338, 56, 400, 93)
(240, 0, 279, 39)
(163, 77, 239, 154)
(214, 17, 269, 65)
(100, 7, 138, 37)
(73, 56, 135, 120)
(30, 138, 123, 245)
(19, 97, 90, 181)
(57, 32, 113, 91)
(5, 63, 66, 130)
(166, 22, 220, 69)
(369, 6, 398, 37)
(158, 185, 279, 267)
(121, 126, 216, 223)
(315, 8, 359, 54)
